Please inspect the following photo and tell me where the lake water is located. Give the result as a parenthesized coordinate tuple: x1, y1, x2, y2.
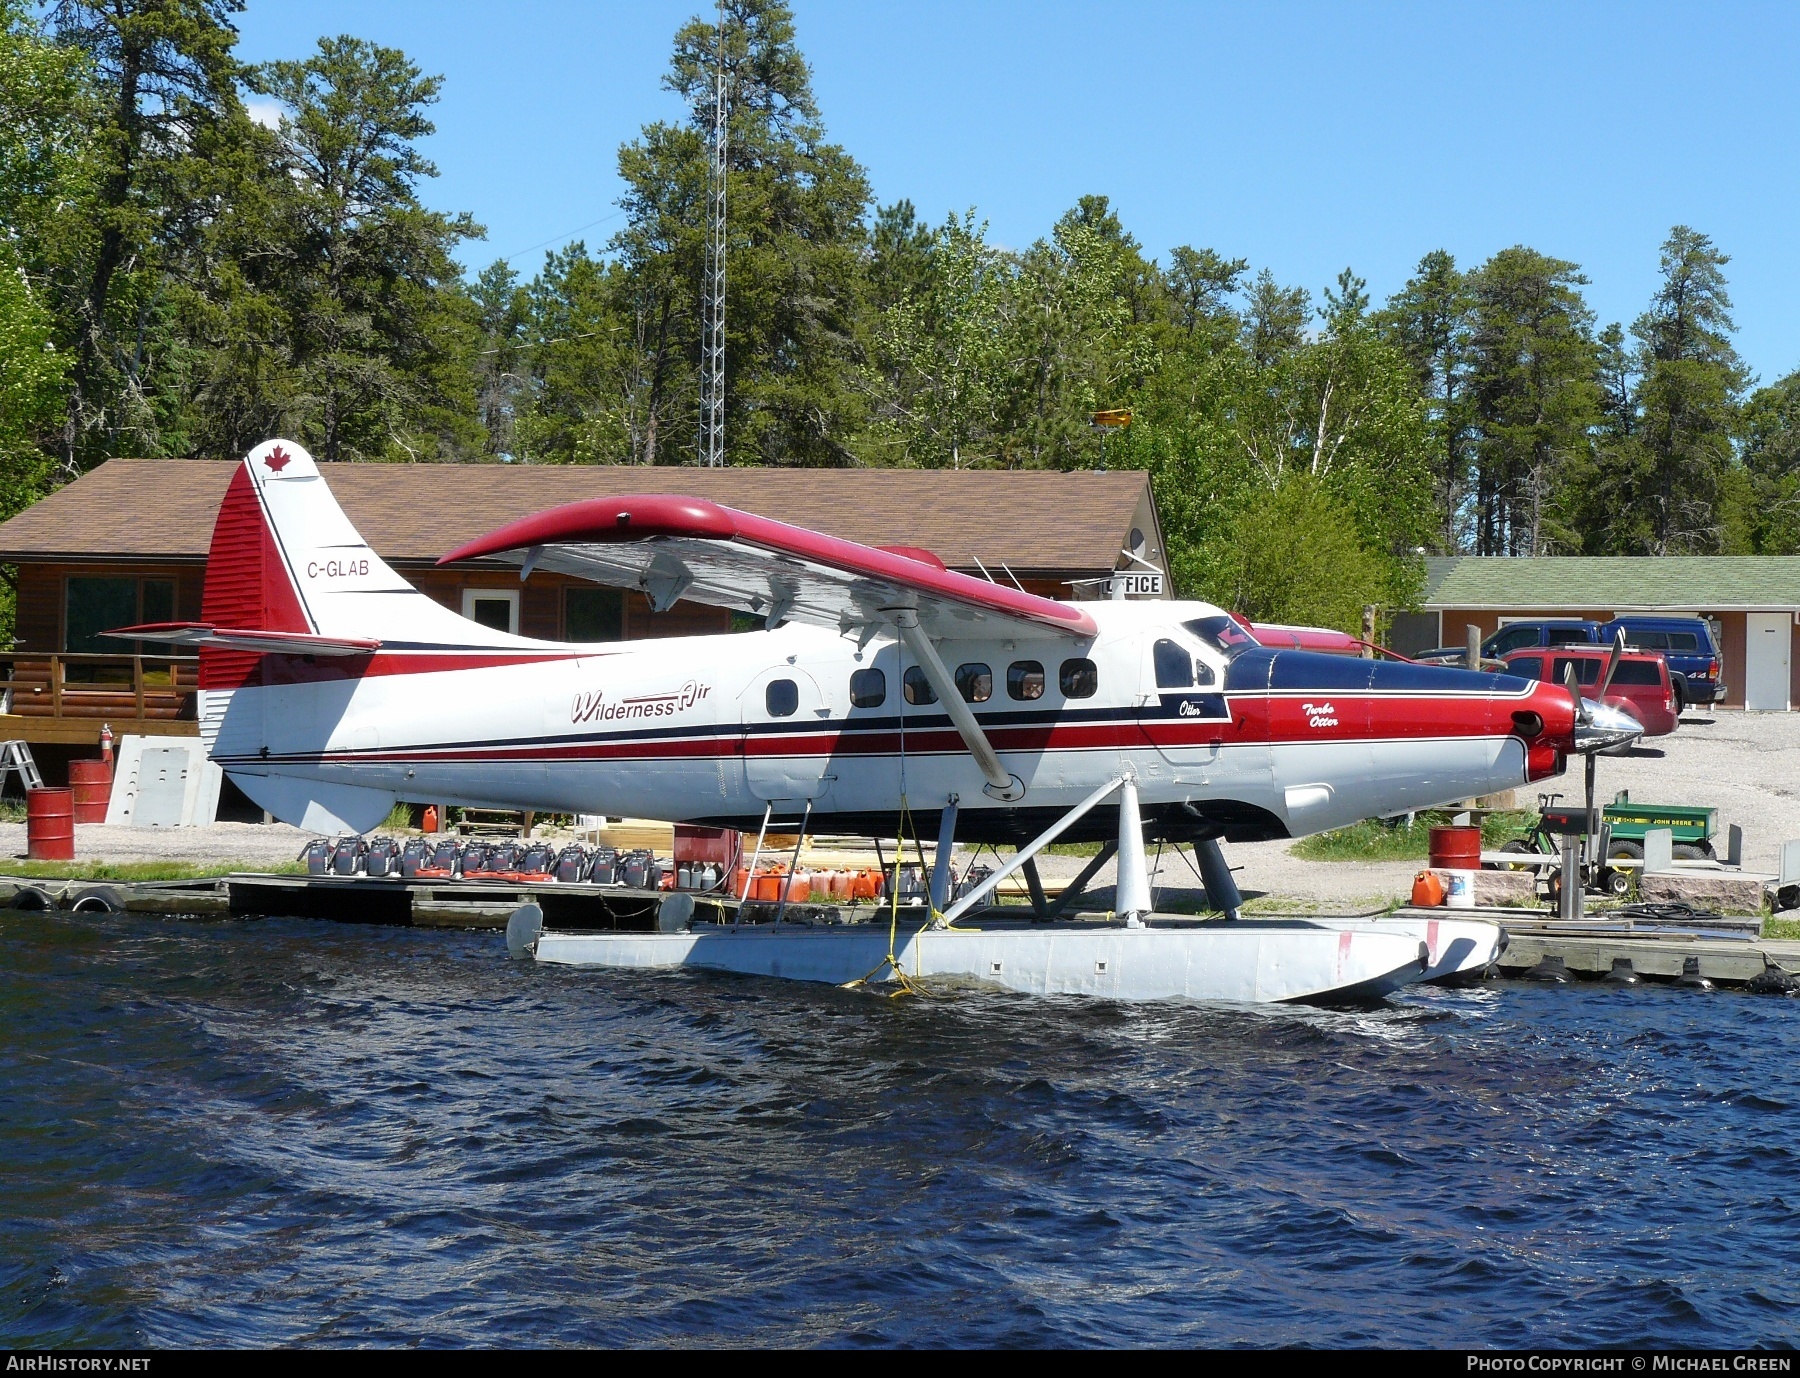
(3, 909, 1798, 1348)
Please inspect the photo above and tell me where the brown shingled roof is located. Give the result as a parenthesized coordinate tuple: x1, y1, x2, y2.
(0, 459, 1158, 577)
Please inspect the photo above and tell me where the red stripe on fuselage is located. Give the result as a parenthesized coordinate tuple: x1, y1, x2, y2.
(227, 693, 1528, 769)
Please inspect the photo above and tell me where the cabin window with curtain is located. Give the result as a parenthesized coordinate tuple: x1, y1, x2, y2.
(765, 679, 799, 716)
(565, 586, 623, 642)
(1007, 660, 1044, 700)
(849, 667, 886, 707)
(1060, 658, 1098, 698)
(1153, 639, 1193, 689)
(954, 663, 992, 703)
(903, 666, 937, 705)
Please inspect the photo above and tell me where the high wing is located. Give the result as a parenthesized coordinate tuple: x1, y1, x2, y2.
(104, 622, 381, 656)
(441, 495, 1100, 802)
(438, 494, 1098, 644)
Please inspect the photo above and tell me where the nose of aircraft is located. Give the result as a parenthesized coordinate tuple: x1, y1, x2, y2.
(1574, 696, 1643, 753)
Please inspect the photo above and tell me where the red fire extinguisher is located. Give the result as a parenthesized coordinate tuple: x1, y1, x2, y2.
(99, 723, 114, 775)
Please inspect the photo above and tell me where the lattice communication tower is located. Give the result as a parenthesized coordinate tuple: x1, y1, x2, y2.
(698, 1, 728, 467)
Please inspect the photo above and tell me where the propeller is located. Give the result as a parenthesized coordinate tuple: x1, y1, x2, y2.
(1564, 654, 1642, 754)
(1597, 630, 1625, 699)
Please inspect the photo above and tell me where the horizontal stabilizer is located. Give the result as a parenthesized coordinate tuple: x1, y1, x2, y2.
(105, 622, 380, 656)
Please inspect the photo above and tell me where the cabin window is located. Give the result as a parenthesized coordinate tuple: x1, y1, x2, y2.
(1194, 659, 1216, 687)
(1007, 660, 1045, 700)
(565, 587, 623, 642)
(850, 667, 886, 707)
(462, 588, 519, 635)
(903, 666, 937, 705)
(1153, 639, 1193, 689)
(765, 678, 799, 717)
(1060, 658, 1098, 699)
(954, 663, 992, 703)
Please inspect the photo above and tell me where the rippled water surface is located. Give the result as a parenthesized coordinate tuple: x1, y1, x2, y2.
(4, 909, 1800, 1347)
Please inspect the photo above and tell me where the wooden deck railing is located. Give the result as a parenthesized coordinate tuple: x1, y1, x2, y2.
(0, 652, 200, 723)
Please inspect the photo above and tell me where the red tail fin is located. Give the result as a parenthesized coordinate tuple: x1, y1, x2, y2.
(198, 465, 311, 690)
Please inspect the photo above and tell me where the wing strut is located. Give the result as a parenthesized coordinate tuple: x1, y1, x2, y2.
(889, 611, 1024, 802)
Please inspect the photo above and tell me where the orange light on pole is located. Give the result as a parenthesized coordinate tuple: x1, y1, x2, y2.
(1091, 409, 1131, 470)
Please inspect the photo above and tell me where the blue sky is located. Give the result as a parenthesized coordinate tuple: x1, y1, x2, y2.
(234, 2, 1800, 383)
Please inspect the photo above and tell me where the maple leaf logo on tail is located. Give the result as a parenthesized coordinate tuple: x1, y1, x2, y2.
(264, 446, 291, 473)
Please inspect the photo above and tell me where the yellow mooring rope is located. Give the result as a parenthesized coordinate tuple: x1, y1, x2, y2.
(843, 793, 935, 997)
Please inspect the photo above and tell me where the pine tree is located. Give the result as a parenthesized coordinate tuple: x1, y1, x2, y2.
(1465, 247, 1599, 554)
(43, 0, 246, 472)
(1622, 226, 1748, 552)
(1379, 251, 1473, 551)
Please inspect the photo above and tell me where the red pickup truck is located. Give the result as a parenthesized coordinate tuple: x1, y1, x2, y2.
(1502, 646, 1678, 738)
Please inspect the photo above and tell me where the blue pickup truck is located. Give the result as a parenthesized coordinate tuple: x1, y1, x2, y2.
(1478, 616, 1725, 709)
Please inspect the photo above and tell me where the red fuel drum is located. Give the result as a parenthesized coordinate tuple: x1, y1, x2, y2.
(68, 759, 113, 824)
(27, 787, 75, 861)
(1428, 825, 1482, 871)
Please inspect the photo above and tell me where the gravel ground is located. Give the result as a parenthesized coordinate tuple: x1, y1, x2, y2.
(5, 706, 1791, 909)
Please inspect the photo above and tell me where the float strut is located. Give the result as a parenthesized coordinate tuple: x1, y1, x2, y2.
(929, 795, 959, 913)
(1019, 856, 1051, 921)
(772, 798, 812, 927)
(1193, 836, 1242, 921)
(1041, 839, 1118, 922)
(735, 800, 774, 928)
(1115, 774, 1152, 927)
(939, 774, 1128, 926)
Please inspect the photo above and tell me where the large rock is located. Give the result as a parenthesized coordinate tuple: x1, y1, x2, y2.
(1638, 871, 1767, 915)
(1474, 868, 1537, 907)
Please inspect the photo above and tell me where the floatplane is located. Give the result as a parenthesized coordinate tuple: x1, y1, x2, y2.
(111, 441, 1642, 1004)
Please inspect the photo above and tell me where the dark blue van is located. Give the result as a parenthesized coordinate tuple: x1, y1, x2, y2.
(1601, 616, 1724, 708)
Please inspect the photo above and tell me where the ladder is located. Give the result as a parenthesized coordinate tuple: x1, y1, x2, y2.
(0, 740, 43, 793)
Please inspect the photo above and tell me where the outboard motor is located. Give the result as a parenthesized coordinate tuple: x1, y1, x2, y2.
(419, 839, 460, 879)
(955, 864, 994, 901)
(331, 836, 367, 876)
(515, 843, 555, 881)
(363, 836, 400, 877)
(623, 849, 657, 889)
(399, 837, 430, 879)
(587, 847, 618, 885)
(553, 845, 589, 883)
(487, 841, 524, 876)
(299, 837, 332, 876)
(459, 841, 491, 876)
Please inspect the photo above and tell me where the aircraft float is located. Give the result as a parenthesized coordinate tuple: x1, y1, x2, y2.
(112, 441, 1643, 1004)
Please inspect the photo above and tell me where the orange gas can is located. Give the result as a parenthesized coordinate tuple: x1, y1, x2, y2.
(1411, 870, 1446, 907)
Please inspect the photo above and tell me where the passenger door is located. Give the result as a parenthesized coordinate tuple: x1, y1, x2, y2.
(740, 665, 836, 803)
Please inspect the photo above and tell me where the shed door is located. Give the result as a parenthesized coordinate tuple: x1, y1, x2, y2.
(1745, 613, 1791, 712)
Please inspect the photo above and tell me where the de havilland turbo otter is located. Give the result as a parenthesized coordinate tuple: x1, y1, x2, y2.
(112, 440, 1642, 1001)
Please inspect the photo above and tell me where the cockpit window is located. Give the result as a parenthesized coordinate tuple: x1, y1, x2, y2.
(1153, 639, 1193, 689)
(1184, 615, 1256, 659)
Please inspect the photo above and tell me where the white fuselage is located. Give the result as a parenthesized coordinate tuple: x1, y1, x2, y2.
(205, 599, 1545, 842)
